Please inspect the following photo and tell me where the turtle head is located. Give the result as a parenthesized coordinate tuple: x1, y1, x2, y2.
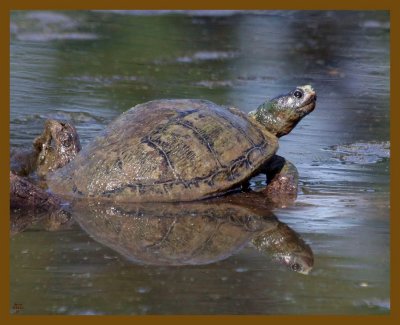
(250, 85, 317, 138)
(280, 251, 314, 275)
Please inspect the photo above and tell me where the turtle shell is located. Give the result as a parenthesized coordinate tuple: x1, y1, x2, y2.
(48, 99, 278, 202)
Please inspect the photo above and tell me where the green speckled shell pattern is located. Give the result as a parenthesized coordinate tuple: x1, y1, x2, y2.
(48, 99, 278, 202)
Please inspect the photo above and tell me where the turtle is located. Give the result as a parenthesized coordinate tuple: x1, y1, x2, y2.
(71, 192, 314, 274)
(10, 119, 81, 178)
(10, 120, 82, 212)
(42, 85, 316, 203)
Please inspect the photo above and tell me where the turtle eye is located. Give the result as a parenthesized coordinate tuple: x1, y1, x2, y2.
(291, 263, 301, 272)
(293, 90, 303, 99)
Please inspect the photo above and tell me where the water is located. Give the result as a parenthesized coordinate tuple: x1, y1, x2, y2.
(9, 10, 390, 315)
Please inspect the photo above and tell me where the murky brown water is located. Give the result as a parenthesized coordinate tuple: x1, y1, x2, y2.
(10, 10, 390, 315)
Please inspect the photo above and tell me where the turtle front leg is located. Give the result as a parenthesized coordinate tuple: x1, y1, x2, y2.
(258, 155, 299, 204)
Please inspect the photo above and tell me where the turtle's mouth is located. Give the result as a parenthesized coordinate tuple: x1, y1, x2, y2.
(297, 93, 316, 116)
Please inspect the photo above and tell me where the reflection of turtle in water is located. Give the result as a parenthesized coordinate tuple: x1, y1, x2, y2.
(12, 193, 314, 274)
(11, 85, 316, 206)
(73, 196, 313, 274)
